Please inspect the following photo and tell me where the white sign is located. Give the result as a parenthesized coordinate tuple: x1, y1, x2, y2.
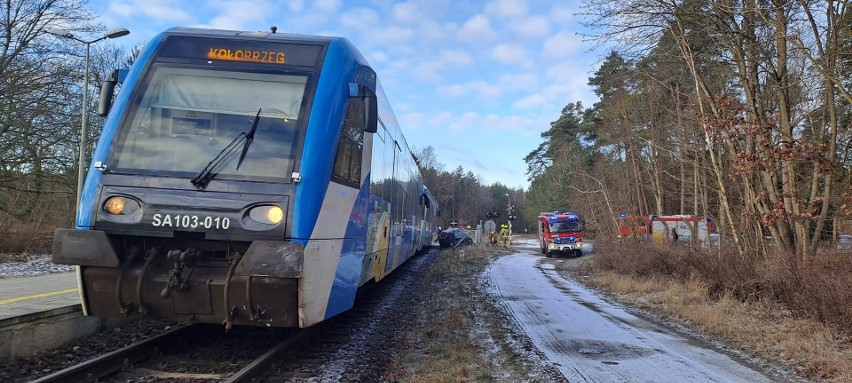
(484, 220, 497, 232)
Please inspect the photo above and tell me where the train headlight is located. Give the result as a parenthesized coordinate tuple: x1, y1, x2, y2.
(104, 196, 141, 215)
(104, 197, 125, 215)
(249, 205, 284, 225)
(102, 196, 143, 223)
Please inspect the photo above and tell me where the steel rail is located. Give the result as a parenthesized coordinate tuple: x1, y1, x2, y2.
(31, 324, 195, 383)
(223, 327, 314, 383)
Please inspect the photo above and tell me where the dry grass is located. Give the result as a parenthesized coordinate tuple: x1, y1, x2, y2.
(0, 222, 57, 253)
(577, 240, 852, 383)
(388, 245, 563, 382)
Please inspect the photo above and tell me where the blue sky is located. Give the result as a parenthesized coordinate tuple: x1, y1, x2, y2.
(89, 0, 601, 190)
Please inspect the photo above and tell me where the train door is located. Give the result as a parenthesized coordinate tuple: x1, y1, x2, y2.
(387, 138, 403, 272)
(419, 191, 428, 250)
(367, 122, 391, 283)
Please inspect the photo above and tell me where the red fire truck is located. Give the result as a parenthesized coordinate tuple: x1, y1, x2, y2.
(537, 211, 584, 257)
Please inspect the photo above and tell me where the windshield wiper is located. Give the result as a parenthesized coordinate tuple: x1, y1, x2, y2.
(236, 109, 261, 170)
(191, 108, 261, 190)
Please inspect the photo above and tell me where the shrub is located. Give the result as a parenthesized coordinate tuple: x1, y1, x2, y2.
(593, 239, 852, 331)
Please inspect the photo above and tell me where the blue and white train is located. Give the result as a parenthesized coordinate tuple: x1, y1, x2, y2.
(52, 27, 440, 328)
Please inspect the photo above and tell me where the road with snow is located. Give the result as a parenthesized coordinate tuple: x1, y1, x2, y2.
(486, 244, 784, 383)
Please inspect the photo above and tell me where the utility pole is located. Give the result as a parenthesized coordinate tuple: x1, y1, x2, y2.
(506, 193, 512, 248)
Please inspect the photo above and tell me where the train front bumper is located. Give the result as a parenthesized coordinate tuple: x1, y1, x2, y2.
(52, 229, 305, 328)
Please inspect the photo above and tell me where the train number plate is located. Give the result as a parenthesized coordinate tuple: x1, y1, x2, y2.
(152, 213, 231, 229)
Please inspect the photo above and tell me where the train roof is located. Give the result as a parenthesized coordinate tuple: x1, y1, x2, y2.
(162, 27, 342, 44)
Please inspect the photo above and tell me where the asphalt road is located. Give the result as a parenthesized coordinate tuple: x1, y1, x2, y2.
(486, 247, 787, 383)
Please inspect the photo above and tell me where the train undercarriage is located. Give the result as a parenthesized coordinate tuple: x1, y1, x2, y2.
(57, 230, 304, 329)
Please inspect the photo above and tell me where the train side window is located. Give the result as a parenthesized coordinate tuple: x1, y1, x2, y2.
(332, 98, 364, 186)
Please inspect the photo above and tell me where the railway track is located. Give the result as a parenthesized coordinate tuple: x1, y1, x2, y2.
(31, 324, 312, 382)
(22, 248, 439, 382)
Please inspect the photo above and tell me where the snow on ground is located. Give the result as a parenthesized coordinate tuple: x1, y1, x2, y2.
(486, 251, 779, 383)
(0, 253, 73, 278)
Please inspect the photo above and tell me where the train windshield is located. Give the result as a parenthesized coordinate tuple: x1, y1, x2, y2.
(550, 220, 582, 233)
(111, 64, 307, 183)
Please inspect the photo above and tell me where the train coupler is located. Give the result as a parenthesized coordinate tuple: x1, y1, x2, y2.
(160, 248, 198, 298)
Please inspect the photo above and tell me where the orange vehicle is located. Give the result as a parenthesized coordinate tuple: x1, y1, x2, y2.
(618, 215, 650, 238)
(618, 215, 714, 246)
(537, 211, 584, 257)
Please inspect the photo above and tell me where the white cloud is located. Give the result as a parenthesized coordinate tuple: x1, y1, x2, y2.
(511, 81, 578, 112)
(511, 63, 597, 114)
(399, 111, 427, 130)
(549, 4, 577, 23)
(275, 11, 331, 32)
(481, 114, 542, 135)
(496, 72, 539, 92)
(341, 8, 380, 32)
(312, 0, 340, 13)
(420, 20, 457, 45)
(491, 43, 527, 63)
(402, 111, 544, 187)
(207, 1, 274, 31)
(457, 14, 496, 42)
(439, 84, 469, 98)
(367, 50, 389, 64)
(385, 58, 416, 75)
(512, 92, 550, 110)
(108, 0, 194, 23)
(471, 81, 502, 98)
(392, 2, 420, 23)
(485, 0, 528, 18)
(440, 49, 473, 66)
(283, 0, 304, 12)
(512, 15, 550, 38)
(410, 60, 446, 82)
(390, 50, 469, 83)
(447, 111, 482, 132)
(543, 31, 580, 57)
(370, 25, 415, 44)
(545, 61, 591, 84)
(437, 81, 501, 99)
(404, 109, 540, 135)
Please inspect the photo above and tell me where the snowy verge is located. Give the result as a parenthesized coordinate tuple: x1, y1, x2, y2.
(0, 253, 74, 278)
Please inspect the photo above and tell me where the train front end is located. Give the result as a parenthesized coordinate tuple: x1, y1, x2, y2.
(51, 28, 369, 328)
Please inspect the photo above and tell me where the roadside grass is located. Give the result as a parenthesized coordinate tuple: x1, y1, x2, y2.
(0, 229, 54, 253)
(388, 244, 563, 382)
(564, 240, 852, 382)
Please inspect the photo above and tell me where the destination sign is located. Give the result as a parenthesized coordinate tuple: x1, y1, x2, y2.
(207, 48, 286, 64)
(158, 35, 324, 67)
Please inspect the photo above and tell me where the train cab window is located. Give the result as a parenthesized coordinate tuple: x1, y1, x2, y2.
(112, 65, 307, 183)
(332, 97, 364, 186)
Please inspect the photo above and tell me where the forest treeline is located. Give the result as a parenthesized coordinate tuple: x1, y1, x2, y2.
(0, 0, 134, 250)
(524, 0, 850, 261)
(554, 3, 852, 376)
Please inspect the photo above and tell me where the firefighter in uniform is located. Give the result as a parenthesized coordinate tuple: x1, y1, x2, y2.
(488, 230, 498, 246)
(500, 224, 510, 247)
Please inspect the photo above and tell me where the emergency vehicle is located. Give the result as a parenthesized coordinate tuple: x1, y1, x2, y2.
(618, 215, 714, 246)
(538, 211, 584, 257)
